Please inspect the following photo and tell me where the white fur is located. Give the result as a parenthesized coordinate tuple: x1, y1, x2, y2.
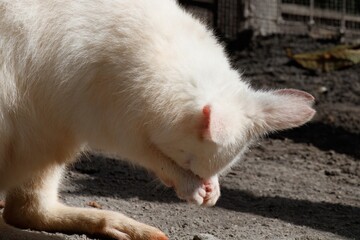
(0, 0, 315, 239)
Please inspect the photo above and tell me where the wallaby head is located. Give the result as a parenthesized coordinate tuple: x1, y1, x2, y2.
(145, 62, 315, 181)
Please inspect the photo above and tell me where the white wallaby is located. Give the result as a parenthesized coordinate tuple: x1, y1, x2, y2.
(0, 0, 315, 239)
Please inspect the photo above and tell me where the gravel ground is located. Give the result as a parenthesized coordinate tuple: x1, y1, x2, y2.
(1, 35, 359, 240)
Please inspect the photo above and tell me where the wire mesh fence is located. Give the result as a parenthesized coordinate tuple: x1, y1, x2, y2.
(179, 0, 360, 41)
(179, 0, 217, 26)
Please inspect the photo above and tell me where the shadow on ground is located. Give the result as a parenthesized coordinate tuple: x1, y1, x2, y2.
(218, 188, 360, 240)
(271, 122, 360, 159)
(69, 154, 360, 240)
(69, 156, 181, 203)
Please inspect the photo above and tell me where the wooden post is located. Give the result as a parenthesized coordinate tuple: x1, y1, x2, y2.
(250, 0, 279, 35)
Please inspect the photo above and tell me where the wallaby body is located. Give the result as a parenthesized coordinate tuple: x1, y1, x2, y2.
(0, 0, 315, 239)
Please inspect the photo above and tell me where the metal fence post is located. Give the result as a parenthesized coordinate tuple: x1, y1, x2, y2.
(309, 0, 315, 28)
(341, 0, 347, 34)
(276, 0, 283, 23)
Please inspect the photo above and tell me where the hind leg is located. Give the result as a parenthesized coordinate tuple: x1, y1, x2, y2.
(2, 164, 168, 240)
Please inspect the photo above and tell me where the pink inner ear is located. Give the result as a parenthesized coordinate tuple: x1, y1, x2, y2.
(202, 105, 211, 140)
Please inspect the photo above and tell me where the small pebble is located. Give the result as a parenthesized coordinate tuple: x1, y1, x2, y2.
(318, 86, 328, 93)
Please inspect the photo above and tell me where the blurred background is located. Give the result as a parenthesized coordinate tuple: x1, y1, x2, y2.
(179, 0, 360, 43)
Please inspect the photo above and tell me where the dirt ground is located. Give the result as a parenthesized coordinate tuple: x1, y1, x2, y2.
(0, 36, 359, 240)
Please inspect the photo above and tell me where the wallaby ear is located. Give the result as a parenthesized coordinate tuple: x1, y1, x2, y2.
(200, 105, 229, 143)
(255, 89, 316, 133)
(200, 103, 241, 144)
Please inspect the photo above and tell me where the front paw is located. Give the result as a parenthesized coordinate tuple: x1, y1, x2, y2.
(202, 175, 220, 207)
(174, 174, 220, 207)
